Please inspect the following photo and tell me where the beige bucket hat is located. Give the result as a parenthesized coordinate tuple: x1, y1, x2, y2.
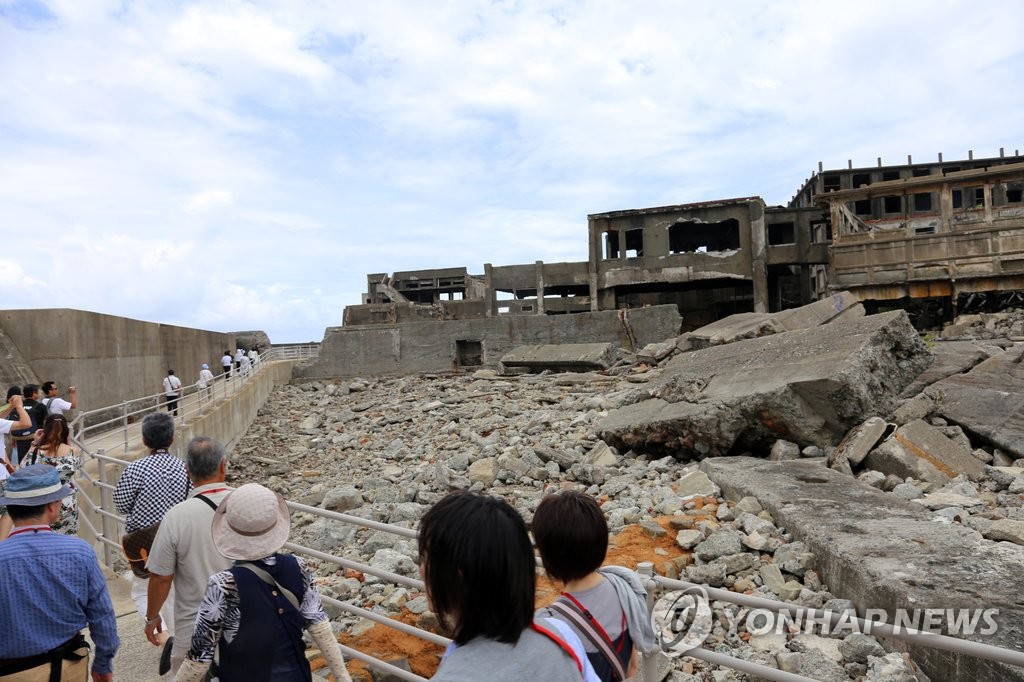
(212, 483, 290, 561)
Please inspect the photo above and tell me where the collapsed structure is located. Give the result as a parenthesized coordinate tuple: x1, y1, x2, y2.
(302, 150, 1024, 378)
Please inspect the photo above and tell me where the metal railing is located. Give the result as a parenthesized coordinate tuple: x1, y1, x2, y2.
(66, 343, 1024, 682)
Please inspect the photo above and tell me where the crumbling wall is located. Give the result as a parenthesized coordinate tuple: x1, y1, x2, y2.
(294, 305, 682, 379)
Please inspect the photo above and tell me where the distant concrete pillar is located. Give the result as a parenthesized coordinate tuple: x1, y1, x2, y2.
(748, 201, 769, 313)
(535, 260, 545, 315)
(484, 263, 496, 318)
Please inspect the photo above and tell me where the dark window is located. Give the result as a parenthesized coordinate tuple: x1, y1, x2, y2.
(768, 222, 795, 245)
(974, 188, 985, 208)
(882, 171, 900, 181)
(913, 168, 931, 177)
(1007, 185, 1023, 203)
(456, 340, 483, 366)
(852, 173, 871, 188)
(883, 196, 902, 213)
(625, 228, 644, 257)
(823, 174, 841, 192)
(913, 193, 933, 211)
(854, 199, 872, 215)
(603, 231, 619, 259)
(952, 190, 963, 209)
(915, 225, 936, 235)
(669, 219, 741, 253)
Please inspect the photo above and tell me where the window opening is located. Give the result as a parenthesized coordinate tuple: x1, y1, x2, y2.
(852, 173, 871, 188)
(603, 231, 620, 260)
(768, 222, 795, 245)
(625, 228, 644, 257)
(914, 225, 936, 235)
(883, 196, 902, 213)
(913, 193, 932, 211)
(854, 199, 872, 216)
(669, 219, 740, 253)
(823, 174, 841, 192)
(456, 340, 483, 367)
(1007, 185, 1023, 203)
(882, 171, 900, 181)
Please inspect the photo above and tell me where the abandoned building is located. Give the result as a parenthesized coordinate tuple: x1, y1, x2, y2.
(311, 149, 1024, 376)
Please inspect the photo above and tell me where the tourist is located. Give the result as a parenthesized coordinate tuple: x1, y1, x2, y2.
(146, 437, 233, 676)
(23, 414, 82, 536)
(114, 411, 189, 638)
(163, 369, 183, 415)
(196, 364, 215, 399)
(0, 464, 119, 681)
(0, 393, 31, 496)
(533, 490, 656, 682)
(419, 490, 599, 681)
(13, 384, 49, 464)
(40, 381, 77, 415)
(221, 350, 233, 379)
(175, 483, 352, 682)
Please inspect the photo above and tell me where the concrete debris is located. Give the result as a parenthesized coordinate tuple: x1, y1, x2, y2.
(500, 342, 617, 373)
(926, 343, 1024, 457)
(830, 416, 891, 468)
(598, 311, 931, 459)
(891, 419, 986, 481)
(899, 340, 999, 398)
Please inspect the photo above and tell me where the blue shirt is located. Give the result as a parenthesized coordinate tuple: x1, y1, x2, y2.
(0, 527, 119, 674)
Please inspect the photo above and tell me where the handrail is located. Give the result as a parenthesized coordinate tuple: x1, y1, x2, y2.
(67, 340, 1024, 681)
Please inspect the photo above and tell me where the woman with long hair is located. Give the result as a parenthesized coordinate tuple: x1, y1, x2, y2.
(25, 413, 81, 535)
(419, 490, 599, 681)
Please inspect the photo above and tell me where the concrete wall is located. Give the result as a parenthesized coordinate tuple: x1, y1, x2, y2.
(295, 304, 682, 379)
(0, 309, 235, 418)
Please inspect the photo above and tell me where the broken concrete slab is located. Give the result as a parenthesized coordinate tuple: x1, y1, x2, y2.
(927, 344, 1024, 457)
(899, 341, 999, 398)
(636, 339, 678, 364)
(597, 311, 932, 458)
(701, 456, 1024, 682)
(687, 292, 864, 350)
(831, 416, 892, 468)
(500, 342, 616, 373)
(889, 419, 986, 481)
(863, 438, 951, 485)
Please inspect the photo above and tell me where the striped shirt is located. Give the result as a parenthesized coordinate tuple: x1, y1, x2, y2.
(113, 450, 190, 532)
(0, 527, 120, 674)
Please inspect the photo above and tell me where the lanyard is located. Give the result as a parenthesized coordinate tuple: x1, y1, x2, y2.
(8, 525, 53, 537)
(195, 487, 228, 496)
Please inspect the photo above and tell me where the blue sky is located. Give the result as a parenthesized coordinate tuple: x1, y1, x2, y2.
(2, 0, 1022, 342)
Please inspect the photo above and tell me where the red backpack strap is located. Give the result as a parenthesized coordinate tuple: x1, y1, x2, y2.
(549, 594, 627, 681)
(531, 621, 583, 674)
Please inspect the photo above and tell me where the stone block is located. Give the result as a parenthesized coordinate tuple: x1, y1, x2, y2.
(929, 344, 1024, 457)
(892, 419, 986, 481)
(831, 416, 891, 467)
(700, 456, 1024, 682)
(863, 439, 950, 485)
(500, 342, 617, 372)
(597, 311, 931, 459)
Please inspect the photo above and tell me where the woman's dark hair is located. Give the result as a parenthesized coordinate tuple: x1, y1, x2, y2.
(6, 385, 21, 401)
(531, 490, 609, 583)
(39, 414, 71, 453)
(418, 490, 535, 646)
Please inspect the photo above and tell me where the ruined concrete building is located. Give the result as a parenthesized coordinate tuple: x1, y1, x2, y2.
(307, 150, 1024, 377)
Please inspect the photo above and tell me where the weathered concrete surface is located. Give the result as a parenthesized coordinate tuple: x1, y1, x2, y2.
(899, 340, 997, 398)
(0, 309, 236, 426)
(927, 344, 1024, 456)
(501, 342, 616, 372)
(597, 311, 931, 458)
(296, 304, 682, 379)
(891, 419, 986, 481)
(830, 416, 891, 468)
(688, 291, 863, 350)
(701, 457, 1024, 682)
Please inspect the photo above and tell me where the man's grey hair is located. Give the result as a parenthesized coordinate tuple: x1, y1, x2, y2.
(141, 411, 175, 450)
(186, 436, 226, 480)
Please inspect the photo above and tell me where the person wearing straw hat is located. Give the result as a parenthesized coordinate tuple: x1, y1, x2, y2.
(175, 483, 352, 682)
(0, 464, 119, 681)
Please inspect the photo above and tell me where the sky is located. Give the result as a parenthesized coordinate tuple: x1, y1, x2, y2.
(2, 1, 1022, 342)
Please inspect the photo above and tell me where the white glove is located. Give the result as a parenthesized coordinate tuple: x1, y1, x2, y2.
(307, 619, 353, 682)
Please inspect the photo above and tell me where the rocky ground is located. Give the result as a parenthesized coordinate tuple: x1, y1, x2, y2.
(223, 362, 1007, 681)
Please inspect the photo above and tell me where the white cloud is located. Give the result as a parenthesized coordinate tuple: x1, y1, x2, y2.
(1, 0, 1022, 341)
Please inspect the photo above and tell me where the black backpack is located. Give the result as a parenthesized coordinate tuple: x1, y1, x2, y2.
(10, 400, 47, 437)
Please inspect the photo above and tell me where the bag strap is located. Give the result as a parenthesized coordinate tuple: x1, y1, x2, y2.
(194, 494, 218, 511)
(531, 621, 583, 675)
(550, 595, 627, 681)
(235, 562, 301, 611)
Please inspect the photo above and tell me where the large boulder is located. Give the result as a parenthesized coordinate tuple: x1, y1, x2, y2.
(597, 311, 931, 458)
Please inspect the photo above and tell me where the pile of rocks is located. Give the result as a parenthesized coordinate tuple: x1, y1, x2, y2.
(227, 370, 931, 681)
(940, 308, 1024, 340)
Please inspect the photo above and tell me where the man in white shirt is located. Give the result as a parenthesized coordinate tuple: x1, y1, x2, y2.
(196, 364, 215, 400)
(145, 437, 232, 676)
(40, 381, 77, 415)
(220, 351, 233, 379)
(163, 370, 183, 416)
(0, 395, 31, 486)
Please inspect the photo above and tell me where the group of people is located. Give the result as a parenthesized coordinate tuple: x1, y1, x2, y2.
(164, 347, 262, 415)
(1, 388, 655, 682)
(423, 490, 655, 681)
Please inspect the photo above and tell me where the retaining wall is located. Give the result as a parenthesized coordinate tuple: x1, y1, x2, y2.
(295, 304, 683, 379)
